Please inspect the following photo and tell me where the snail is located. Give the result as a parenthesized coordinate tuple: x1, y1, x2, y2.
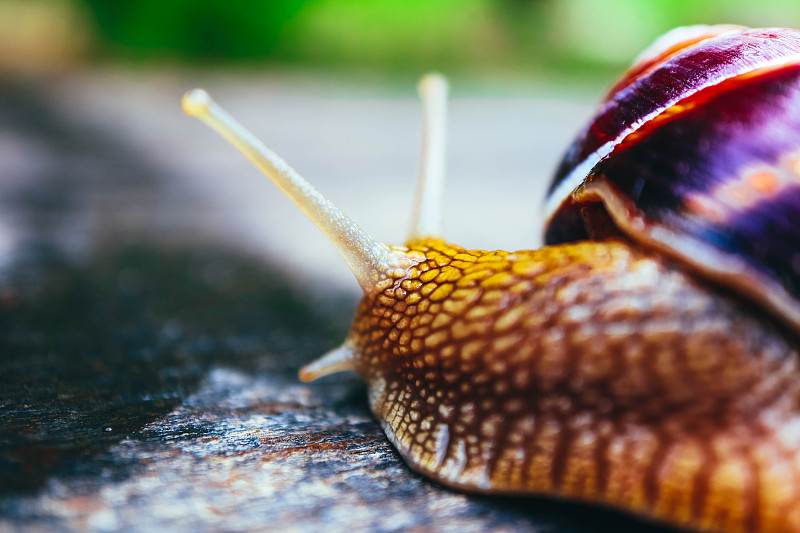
(181, 24, 800, 533)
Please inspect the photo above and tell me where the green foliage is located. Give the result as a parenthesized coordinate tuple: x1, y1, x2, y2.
(277, 0, 511, 68)
(74, 0, 800, 70)
(80, 0, 305, 58)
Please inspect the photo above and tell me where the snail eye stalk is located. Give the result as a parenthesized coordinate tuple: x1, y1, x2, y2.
(181, 88, 400, 294)
(409, 73, 449, 242)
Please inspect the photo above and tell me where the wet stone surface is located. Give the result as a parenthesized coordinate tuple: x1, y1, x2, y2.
(0, 78, 679, 532)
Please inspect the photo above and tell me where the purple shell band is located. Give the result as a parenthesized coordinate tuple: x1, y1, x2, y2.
(545, 30, 800, 332)
(602, 25, 745, 103)
(546, 27, 800, 219)
(587, 63, 800, 215)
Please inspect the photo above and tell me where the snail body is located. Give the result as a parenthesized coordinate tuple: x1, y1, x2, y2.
(352, 238, 800, 532)
(182, 26, 800, 533)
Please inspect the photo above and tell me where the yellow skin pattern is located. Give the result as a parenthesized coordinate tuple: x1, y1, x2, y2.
(344, 238, 800, 533)
(178, 78, 800, 533)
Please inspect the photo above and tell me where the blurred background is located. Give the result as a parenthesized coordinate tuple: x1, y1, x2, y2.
(3, 0, 800, 76)
(3, 3, 800, 531)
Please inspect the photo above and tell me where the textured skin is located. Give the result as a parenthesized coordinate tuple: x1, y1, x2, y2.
(347, 238, 800, 533)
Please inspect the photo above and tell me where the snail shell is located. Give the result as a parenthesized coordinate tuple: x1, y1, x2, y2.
(183, 28, 800, 533)
(546, 25, 800, 335)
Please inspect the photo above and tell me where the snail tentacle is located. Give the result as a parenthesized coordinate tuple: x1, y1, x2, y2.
(298, 341, 357, 382)
(181, 88, 404, 294)
(409, 73, 449, 241)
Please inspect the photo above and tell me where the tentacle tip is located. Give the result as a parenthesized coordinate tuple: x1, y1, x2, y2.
(418, 72, 449, 97)
(297, 365, 319, 383)
(297, 343, 357, 383)
(181, 88, 212, 118)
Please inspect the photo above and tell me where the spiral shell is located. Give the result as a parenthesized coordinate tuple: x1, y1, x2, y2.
(545, 26, 800, 333)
